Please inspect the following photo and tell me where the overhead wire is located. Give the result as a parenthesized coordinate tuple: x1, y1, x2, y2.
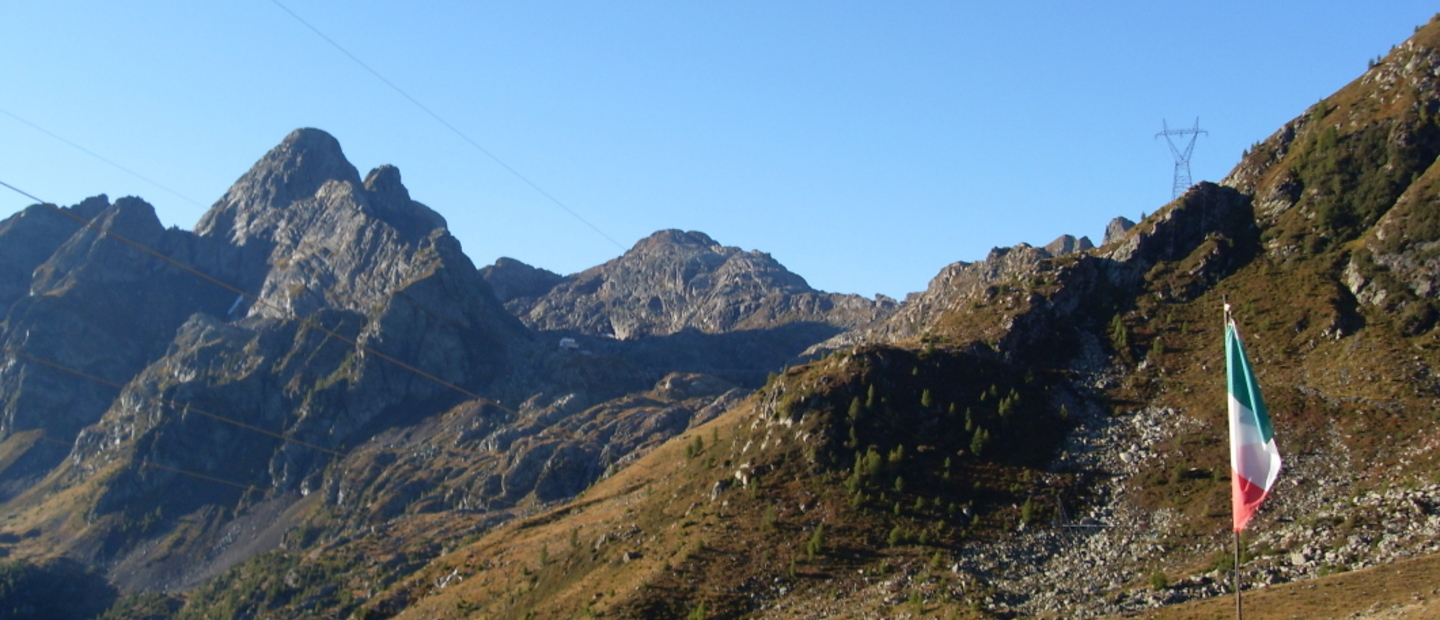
(2, 345, 342, 457)
(265, 0, 627, 251)
(137, 460, 264, 492)
(34, 432, 263, 492)
(0, 108, 208, 210)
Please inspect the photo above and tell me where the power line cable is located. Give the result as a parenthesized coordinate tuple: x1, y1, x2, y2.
(2, 345, 342, 457)
(35, 431, 267, 494)
(0, 108, 208, 210)
(265, 0, 627, 251)
(137, 460, 264, 493)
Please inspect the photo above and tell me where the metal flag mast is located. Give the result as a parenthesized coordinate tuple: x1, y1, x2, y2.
(1224, 296, 1242, 620)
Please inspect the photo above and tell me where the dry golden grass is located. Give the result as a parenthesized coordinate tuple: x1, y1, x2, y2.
(1107, 553, 1440, 620)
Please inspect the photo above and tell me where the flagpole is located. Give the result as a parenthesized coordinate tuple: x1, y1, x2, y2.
(1225, 296, 1242, 620)
(1234, 529, 1242, 620)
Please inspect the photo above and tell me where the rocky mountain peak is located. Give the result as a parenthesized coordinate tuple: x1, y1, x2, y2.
(1043, 234, 1094, 257)
(510, 229, 891, 339)
(631, 229, 719, 252)
(195, 127, 362, 245)
(1102, 216, 1136, 245)
(479, 257, 564, 304)
(360, 164, 447, 243)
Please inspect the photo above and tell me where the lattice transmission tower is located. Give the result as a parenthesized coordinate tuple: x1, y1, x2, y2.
(1156, 118, 1207, 199)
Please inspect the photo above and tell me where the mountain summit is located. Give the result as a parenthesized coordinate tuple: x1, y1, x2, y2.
(506, 229, 894, 339)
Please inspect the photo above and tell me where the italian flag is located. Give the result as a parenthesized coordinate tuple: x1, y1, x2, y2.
(1226, 319, 1282, 532)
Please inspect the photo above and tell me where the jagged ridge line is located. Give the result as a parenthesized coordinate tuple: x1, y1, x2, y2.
(0, 179, 520, 418)
(2, 345, 342, 457)
(265, 0, 626, 251)
(0, 108, 208, 210)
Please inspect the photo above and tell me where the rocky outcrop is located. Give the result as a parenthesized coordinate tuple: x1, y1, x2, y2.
(1101, 216, 1135, 246)
(0, 195, 109, 316)
(816, 183, 1255, 363)
(0, 195, 237, 498)
(1044, 234, 1094, 257)
(480, 257, 563, 304)
(511, 230, 894, 340)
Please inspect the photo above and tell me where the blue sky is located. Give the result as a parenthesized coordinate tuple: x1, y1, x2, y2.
(2, 2, 1436, 299)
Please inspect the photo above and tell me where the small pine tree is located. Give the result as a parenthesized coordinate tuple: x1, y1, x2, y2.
(998, 390, 1018, 419)
(969, 427, 990, 458)
(894, 475, 905, 494)
(887, 524, 904, 546)
(1110, 314, 1130, 355)
(864, 448, 883, 482)
(887, 445, 905, 469)
(865, 384, 877, 409)
(920, 388, 933, 410)
(848, 396, 863, 423)
(806, 524, 825, 560)
(687, 601, 708, 620)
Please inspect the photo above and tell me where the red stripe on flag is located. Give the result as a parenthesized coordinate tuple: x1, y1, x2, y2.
(1232, 471, 1269, 532)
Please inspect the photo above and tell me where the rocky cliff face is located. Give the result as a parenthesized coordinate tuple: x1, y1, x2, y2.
(0, 129, 545, 590)
(0, 195, 237, 500)
(812, 188, 1252, 360)
(479, 257, 563, 304)
(509, 229, 895, 340)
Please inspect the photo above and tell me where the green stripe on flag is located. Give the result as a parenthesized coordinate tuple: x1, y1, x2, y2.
(1226, 323, 1274, 443)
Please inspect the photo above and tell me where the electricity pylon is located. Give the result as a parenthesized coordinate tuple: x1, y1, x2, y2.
(1157, 119, 1207, 199)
